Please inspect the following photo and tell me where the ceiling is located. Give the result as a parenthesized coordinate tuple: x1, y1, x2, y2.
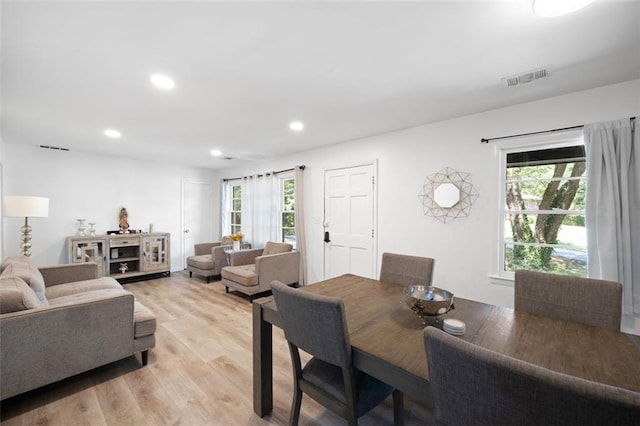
(2, 1, 639, 169)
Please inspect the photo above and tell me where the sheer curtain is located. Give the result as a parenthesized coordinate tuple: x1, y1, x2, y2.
(294, 165, 307, 285)
(584, 118, 639, 315)
(242, 173, 279, 248)
(220, 181, 231, 238)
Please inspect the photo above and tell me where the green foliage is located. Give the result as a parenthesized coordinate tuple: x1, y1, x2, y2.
(232, 185, 242, 199)
(506, 157, 586, 277)
(283, 179, 295, 211)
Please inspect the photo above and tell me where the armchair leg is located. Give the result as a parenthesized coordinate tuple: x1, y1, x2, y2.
(141, 350, 149, 366)
(225, 286, 229, 293)
(189, 271, 192, 278)
(207, 276, 211, 283)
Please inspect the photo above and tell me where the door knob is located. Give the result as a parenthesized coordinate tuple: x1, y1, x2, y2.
(184, 229, 190, 233)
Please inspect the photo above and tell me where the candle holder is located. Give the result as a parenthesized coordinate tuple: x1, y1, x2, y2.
(77, 219, 86, 236)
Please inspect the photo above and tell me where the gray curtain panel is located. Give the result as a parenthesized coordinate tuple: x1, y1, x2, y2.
(584, 118, 640, 315)
(294, 165, 307, 286)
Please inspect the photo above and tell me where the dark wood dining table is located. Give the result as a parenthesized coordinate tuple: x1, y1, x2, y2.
(252, 273, 640, 417)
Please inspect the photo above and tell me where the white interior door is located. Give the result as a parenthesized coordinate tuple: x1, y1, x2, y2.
(181, 181, 213, 268)
(324, 164, 377, 279)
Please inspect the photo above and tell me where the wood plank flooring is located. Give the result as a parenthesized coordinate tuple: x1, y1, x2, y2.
(0, 271, 435, 425)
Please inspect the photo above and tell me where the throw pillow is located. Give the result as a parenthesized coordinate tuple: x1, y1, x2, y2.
(0, 255, 31, 273)
(1, 261, 49, 306)
(0, 275, 44, 314)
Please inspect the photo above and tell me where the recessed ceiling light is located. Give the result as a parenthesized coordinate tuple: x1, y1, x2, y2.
(210, 149, 222, 157)
(150, 73, 175, 90)
(289, 121, 304, 131)
(104, 129, 122, 139)
(532, 0, 595, 17)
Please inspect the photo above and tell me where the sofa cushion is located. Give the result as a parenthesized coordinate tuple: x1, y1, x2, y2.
(45, 277, 122, 300)
(47, 288, 131, 307)
(134, 301, 157, 338)
(0, 276, 44, 313)
(222, 264, 258, 287)
(262, 242, 293, 256)
(0, 257, 48, 306)
(186, 254, 214, 270)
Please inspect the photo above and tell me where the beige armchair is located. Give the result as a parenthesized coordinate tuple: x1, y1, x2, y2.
(186, 236, 234, 283)
(221, 241, 299, 301)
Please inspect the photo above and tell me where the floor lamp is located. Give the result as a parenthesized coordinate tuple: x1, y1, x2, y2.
(3, 196, 50, 257)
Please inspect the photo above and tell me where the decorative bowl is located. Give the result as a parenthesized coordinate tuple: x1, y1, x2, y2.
(403, 285, 454, 320)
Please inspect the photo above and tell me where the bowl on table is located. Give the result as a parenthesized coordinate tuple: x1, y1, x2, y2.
(403, 285, 454, 323)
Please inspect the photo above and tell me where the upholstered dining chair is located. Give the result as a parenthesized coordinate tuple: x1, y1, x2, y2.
(379, 252, 435, 287)
(270, 280, 404, 426)
(514, 269, 622, 331)
(423, 326, 640, 426)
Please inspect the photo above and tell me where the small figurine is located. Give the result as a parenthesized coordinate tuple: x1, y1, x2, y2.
(119, 208, 129, 233)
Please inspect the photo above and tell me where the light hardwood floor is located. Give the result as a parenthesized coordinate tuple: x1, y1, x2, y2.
(0, 271, 435, 425)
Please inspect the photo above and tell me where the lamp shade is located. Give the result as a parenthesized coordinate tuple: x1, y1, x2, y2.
(3, 196, 50, 218)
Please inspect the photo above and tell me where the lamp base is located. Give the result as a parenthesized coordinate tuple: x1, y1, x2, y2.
(20, 218, 32, 257)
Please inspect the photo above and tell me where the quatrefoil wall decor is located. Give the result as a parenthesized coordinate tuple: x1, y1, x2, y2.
(418, 167, 479, 223)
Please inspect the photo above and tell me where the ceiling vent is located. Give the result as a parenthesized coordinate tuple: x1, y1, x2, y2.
(38, 145, 70, 151)
(502, 67, 550, 87)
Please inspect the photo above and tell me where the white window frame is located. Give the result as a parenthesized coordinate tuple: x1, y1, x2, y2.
(491, 128, 585, 284)
(279, 173, 296, 248)
(230, 183, 242, 235)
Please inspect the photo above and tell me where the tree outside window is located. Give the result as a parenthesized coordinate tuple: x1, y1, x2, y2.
(503, 145, 587, 277)
(281, 178, 296, 247)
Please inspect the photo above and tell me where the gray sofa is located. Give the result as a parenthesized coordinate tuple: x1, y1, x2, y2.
(0, 255, 156, 400)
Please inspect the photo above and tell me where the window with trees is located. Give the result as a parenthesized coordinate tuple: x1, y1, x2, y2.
(230, 184, 242, 235)
(281, 177, 296, 247)
(499, 135, 587, 278)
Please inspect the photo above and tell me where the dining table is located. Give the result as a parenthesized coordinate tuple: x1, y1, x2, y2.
(252, 273, 640, 417)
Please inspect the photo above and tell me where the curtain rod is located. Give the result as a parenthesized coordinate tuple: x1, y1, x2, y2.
(222, 165, 305, 182)
(480, 117, 636, 144)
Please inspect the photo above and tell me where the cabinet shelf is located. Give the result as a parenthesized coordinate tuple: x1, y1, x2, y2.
(109, 256, 139, 263)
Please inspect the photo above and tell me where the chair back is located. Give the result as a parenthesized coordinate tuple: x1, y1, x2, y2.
(514, 270, 622, 330)
(379, 252, 434, 287)
(423, 327, 640, 426)
(270, 281, 350, 368)
(220, 235, 234, 246)
(263, 241, 293, 255)
(193, 242, 218, 256)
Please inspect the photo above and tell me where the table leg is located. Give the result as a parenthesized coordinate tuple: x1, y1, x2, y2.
(252, 301, 273, 416)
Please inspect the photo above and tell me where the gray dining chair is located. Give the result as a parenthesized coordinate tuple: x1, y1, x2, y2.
(270, 280, 404, 426)
(379, 252, 434, 287)
(423, 326, 640, 426)
(514, 269, 622, 331)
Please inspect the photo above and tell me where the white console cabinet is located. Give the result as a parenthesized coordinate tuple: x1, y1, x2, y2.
(68, 233, 170, 281)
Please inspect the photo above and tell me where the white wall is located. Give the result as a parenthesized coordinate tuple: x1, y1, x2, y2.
(1, 145, 218, 270)
(3, 79, 638, 332)
(219, 79, 640, 332)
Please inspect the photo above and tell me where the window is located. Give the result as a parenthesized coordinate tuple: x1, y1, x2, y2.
(230, 184, 242, 235)
(281, 177, 296, 247)
(498, 133, 587, 278)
